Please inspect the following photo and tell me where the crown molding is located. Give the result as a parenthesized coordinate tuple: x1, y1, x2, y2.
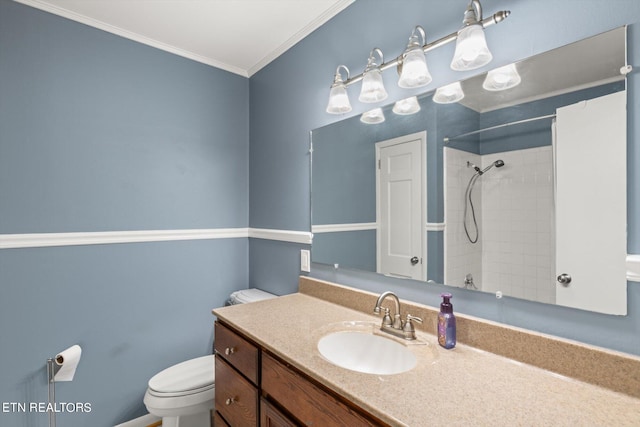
(15, 0, 354, 77)
(13, 0, 249, 76)
(247, 0, 354, 76)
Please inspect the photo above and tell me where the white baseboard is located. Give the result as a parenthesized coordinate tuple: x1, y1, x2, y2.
(113, 413, 160, 427)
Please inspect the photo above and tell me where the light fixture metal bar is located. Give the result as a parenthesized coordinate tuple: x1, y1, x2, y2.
(443, 113, 556, 143)
(342, 10, 510, 88)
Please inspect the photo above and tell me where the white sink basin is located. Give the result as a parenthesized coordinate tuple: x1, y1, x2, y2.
(317, 331, 417, 375)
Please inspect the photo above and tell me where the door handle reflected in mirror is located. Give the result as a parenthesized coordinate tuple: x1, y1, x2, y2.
(557, 273, 572, 286)
(410, 256, 419, 265)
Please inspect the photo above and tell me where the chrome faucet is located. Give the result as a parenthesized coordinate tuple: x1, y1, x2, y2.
(464, 273, 477, 290)
(373, 291, 422, 340)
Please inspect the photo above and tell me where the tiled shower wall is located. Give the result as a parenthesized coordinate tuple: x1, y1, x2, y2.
(444, 146, 555, 304)
(444, 148, 483, 289)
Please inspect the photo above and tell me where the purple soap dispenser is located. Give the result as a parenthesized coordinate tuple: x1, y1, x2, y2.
(437, 293, 456, 349)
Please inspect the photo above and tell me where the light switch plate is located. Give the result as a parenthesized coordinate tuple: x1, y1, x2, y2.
(300, 249, 311, 273)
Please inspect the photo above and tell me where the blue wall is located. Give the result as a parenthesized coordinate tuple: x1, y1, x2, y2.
(249, 0, 640, 356)
(0, 1, 249, 425)
(2, 1, 639, 425)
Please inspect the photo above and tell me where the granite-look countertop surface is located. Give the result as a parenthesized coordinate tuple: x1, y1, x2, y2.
(213, 293, 640, 426)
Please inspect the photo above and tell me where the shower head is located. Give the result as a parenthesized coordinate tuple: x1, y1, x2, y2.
(480, 159, 506, 174)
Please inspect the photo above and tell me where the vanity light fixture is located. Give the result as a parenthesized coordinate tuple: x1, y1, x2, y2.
(482, 63, 521, 91)
(450, 0, 493, 71)
(398, 26, 432, 88)
(325, 0, 509, 114)
(360, 108, 386, 124)
(326, 65, 352, 113)
(433, 81, 465, 104)
(392, 96, 421, 115)
(359, 48, 388, 103)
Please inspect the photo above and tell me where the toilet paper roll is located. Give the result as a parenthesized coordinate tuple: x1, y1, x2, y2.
(54, 345, 82, 382)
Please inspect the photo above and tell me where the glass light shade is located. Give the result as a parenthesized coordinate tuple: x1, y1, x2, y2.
(359, 68, 388, 103)
(360, 108, 385, 124)
(450, 24, 493, 71)
(433, 81, 464, 104)
(398, 48, 432, 88)
(482, 63, 521, 91)
(326, 83, 352, 114)
(392, 96, 421, 115)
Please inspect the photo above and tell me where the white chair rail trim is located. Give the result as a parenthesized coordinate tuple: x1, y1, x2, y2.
(248, 228, 313, 244)
(627, 255, 640, 282)
(2, 229, 637, 282)
(312, 222, 377, 233)
(312, 222, 446, 233)
(426, 222, 446, 231)
(0, 228, 313, 249)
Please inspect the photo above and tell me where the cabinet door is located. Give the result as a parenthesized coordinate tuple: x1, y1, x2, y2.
(260, 398, 297, 427)
(215, 357, 258, 427)
(213, 410, 229, 426)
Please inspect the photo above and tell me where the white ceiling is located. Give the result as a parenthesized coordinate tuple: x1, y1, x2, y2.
(15, 0, 354, 77)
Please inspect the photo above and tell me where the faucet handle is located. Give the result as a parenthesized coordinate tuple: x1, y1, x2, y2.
(381, 307, 393, 327)
(403, 314, 423, 335)
(405, 314, 423, 324)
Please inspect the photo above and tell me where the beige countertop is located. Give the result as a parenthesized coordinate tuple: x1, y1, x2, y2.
(213, 291, 640, 426)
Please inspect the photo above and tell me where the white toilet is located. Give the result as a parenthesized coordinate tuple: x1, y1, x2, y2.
(143, 288, 277, 427)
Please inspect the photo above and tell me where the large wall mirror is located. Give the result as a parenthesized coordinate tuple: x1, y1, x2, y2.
(311, 27, 629, 315)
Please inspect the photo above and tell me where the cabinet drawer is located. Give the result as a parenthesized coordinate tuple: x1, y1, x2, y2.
(262, 353, 381, 426)
(215, 322, 259, 384)
(215, 357, 258, 427)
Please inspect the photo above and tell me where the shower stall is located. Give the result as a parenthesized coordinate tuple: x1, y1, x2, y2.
(444, 145, 556, 304)
(443, 88, 627, 313)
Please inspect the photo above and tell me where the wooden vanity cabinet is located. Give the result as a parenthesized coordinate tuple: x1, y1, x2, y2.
(214, 321, 387, 427)
(214, 322, 259, 426)
(261, 353, 382, 426)
(213, 410, 229, 427)
(214, 321, 259, 383)
(260, 398, 297, 427)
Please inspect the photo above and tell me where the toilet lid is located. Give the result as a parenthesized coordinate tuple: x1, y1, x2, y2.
(228, 288, 276, 305)
(148, 355, 215, 394)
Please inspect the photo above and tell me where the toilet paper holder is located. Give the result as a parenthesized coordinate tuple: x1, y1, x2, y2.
(47, 357, 62, 383)
(46, 357, 58, 427)
(46, 345, 81, 427)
